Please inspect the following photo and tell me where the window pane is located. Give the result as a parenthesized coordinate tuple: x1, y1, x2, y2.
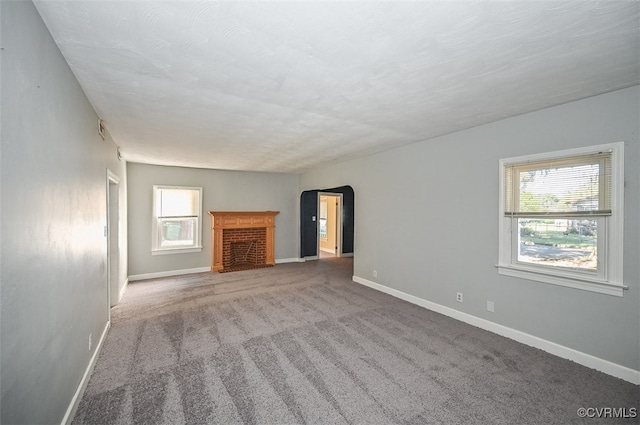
(158, 189, 199, 217)
(319, 218, 327, 239)
(159, 218, 196, 248)
(504, 151, 612, 216)
(517, 218, 597, 271)
(518, 164, 600, 213)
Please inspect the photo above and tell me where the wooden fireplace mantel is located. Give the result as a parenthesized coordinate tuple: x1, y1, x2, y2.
(208, 211, 279, 272)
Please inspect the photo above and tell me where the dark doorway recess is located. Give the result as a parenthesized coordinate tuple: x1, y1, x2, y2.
(300, 185, 354, 259)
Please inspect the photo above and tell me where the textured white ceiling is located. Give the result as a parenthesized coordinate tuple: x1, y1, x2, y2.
(34, 1, 639, 173)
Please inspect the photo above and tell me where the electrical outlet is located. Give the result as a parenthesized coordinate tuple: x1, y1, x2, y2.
(456, 292, 463, 303)
(89, 333, 92, 351)
(487, 301, 495, 312)
(373, 270, 378, 278)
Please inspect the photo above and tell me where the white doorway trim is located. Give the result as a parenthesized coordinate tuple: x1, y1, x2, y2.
(106, 170, 120, 311)
(317, 192, 343, 258)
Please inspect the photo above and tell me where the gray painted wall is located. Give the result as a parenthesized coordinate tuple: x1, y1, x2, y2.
(300, 86, 640, 371)
(1, 2, 128, 423)
(127, 163, 299, 276)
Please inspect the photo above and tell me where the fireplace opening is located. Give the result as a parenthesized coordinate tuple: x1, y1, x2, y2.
(231, 241, 259, 268)
(220, 227, 269, 272)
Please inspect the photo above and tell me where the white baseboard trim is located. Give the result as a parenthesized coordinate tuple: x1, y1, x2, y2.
(129, 267, 211, 282)
(62, 320, 110, 425)
(128, 260, 308, 281)
(129, 260, 308, 281)
(275, 258, 301, 264)
(118, 278, 128, 302)
(298, 253, 355, 261)
(352, 275, 640, 385)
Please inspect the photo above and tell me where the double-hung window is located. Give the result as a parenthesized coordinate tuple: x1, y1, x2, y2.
(498, 142, 625, 296)
(152, 185, 203, 254)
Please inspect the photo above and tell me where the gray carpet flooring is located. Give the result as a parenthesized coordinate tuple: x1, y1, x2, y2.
(72, 258, 638, 424)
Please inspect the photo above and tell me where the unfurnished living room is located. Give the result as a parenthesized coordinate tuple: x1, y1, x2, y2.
(1, 1, 639, 424)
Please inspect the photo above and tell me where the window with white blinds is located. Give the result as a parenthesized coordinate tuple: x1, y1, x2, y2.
(152, 186, 203, 254)
(504, 152, 612, 217)
(498, 143, 625, 297)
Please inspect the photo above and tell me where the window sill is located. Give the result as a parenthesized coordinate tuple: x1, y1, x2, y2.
(496, 264, 626, 297)
(152, 246, 202, 256)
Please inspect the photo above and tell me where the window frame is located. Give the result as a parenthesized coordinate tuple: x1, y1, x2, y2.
(497, 142, 626, 296)
(151, 185, 203, 255)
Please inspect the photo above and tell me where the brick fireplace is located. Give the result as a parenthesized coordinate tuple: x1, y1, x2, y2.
(208, 211, 279, 273)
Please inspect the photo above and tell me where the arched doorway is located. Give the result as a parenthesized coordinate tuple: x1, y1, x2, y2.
(300, 185, 354, 260)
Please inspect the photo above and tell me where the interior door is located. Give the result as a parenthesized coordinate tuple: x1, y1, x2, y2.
(318, 194, 341, 257)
